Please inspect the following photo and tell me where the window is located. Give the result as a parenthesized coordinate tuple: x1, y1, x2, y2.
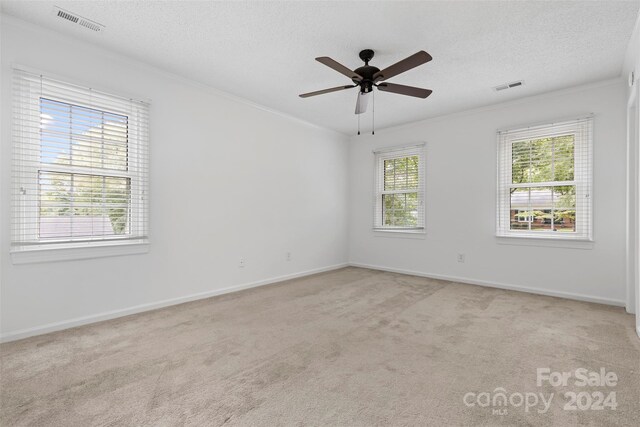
(497, 117, 592, 240)
(516, 210, 534, 223)
(12, 69, 149, 253)
(374, 144, 425, 231)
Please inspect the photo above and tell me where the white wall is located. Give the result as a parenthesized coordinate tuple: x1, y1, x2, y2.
(0, 17, 349, 340)
(348, 80, 629, 306)
(623, 13, 640, 335)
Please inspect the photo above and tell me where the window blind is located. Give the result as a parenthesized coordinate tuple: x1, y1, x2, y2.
(373, 144, 425, 230)
(12, 69, 150, 251)
(496, 116, 593, 240)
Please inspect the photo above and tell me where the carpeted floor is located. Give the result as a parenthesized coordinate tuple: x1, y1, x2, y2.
(1, 267, 639, 426)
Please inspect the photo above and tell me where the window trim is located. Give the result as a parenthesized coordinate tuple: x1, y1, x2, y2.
(10, 241, 150, 265)
(11, 67, 150, 262)
(496, 116, 593, 241)
(373, 143, 426, 233)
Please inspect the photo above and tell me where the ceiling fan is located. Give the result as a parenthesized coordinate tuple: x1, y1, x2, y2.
(299, 49, 433, 116)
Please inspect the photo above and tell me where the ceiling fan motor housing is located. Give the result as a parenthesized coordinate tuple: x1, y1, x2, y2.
(354, 49, 379, 93)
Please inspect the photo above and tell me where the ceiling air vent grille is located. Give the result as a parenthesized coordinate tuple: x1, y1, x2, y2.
(53, 7, 104, 32)
(78, 19, 103, 32)
(57, 9, 79, 24)
(493, 80, 524, 92)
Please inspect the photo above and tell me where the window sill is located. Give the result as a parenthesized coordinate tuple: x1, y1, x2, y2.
(10, 241, 149, 264)
(496, 235, 593, 250)
(373, 229, 426, 239)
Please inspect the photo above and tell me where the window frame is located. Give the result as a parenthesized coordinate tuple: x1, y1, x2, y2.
(496, 117, 593, 241)
(11, 68, 150, 261)
(373, 144, 425, 233)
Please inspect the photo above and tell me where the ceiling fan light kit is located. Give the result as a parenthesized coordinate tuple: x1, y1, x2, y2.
(300, 49, 433, 135)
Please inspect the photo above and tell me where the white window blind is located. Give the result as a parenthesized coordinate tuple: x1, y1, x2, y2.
(12, 69, 150, 252)
(496, 116, 593, 240)
(373, 144, 425, 231)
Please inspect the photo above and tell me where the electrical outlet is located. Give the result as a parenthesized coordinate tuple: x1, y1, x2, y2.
(457, 253, 465, 263)
(286, 252, 291, 261)
(239, 258, 245, 268)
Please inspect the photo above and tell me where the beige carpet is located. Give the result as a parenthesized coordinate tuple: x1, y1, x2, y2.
(1, 267, 639, 426)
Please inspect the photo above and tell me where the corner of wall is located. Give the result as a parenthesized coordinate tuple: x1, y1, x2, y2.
(623, 12, 640, 84)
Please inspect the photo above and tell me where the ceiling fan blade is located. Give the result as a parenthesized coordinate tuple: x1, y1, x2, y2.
(299, 85, 356, 98)
(316, 57, 363, 81)
(373, 51, 432, 82)
(377, 83, 432, 98)
(355, 91, 370, 115)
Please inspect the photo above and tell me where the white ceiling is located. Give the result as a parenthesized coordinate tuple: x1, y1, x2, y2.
(2, 1, 639, 135)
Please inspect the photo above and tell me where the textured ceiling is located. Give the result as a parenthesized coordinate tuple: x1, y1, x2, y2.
(2, 1, 639, 135)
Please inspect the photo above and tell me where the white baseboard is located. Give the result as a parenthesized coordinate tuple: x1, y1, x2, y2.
(0, 263, 348, 343)
(349, 262, 626, 307)
(2, 262, 628, 343)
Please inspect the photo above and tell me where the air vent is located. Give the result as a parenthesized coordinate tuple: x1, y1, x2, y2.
(53, 6, 104, 33)
(78, 19, 103, 32)
(493, 80, 524, 92)
(57, 9, 78, 24)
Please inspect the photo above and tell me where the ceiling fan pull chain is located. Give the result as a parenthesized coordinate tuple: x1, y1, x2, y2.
(371, 90, 375, 135)
(358, 111, 361, 135)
